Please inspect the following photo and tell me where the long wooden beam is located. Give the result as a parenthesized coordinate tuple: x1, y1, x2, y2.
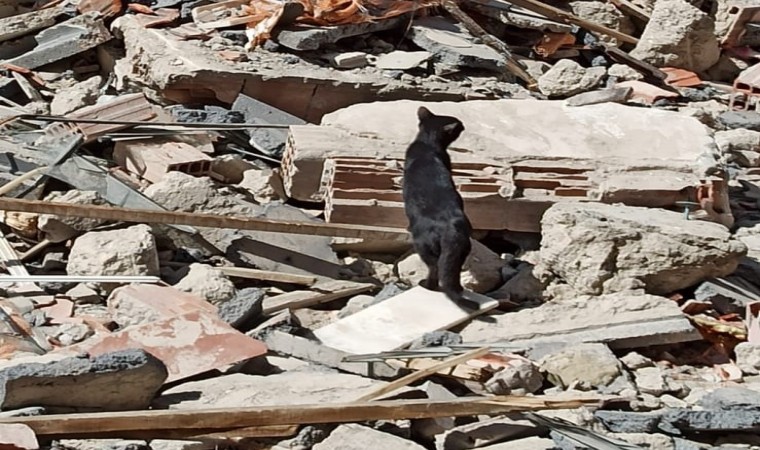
(1, 396, 606, 438)
(0, 198, 409, 241)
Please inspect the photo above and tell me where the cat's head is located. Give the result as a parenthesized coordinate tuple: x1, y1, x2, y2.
(417, 106, 464, 147)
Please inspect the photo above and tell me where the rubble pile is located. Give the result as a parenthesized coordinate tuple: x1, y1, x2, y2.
(0, 0, 760, 448)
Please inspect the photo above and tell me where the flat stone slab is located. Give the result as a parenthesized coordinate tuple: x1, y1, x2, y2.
(321, 99, 715, 164)
(460, 292, 701, 349)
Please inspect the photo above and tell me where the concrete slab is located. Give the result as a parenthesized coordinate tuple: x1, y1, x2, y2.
(321, 99, 715, 164)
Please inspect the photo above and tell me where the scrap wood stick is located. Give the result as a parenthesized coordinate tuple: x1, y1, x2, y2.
(495, 0, 639, 44)
(2, 395, 607, 437)
(441, 0, 536, 87)
(354, 347, 491, 402)
(0, 198, 409, 241)
(219, 266, 317, 286)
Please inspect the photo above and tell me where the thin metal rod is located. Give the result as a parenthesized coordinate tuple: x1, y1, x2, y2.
(0, 275, 161, 283)
(7, 114, 294, 129)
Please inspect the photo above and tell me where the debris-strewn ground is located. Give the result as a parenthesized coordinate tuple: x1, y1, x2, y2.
(1, 0, 760, 449)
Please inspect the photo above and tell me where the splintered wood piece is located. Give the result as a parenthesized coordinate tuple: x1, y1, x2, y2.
(314, 286, 499, 354)
(354, 347, 491, 402)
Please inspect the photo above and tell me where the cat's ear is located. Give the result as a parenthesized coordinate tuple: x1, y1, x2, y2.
(417, 107, 433, 121)
(442, 121, 464, 138)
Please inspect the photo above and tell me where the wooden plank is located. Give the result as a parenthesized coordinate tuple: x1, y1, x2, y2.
(219, 267, 317, 286)
(314, 286, 499, 354)
(1, 396, 607, 437)
(262, 280, 376, 315)
(609, 0, 650, 23)
(355, 347, 491, 402)
(481, 0, 638, 44)
(0, 197, 410, 241)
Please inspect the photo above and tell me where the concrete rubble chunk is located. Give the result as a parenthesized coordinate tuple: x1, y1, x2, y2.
(478, 436, 556, 449)
(608, 63, 644, 81)
(564, 87, 632, 107)
(107, 284, 217, 330)
(459, 291, 700, 349)
(321, 99, 715, 163)
(0, 6, 64, 43)
(239, 168, 287, 204)
(715, 129, 760, 157)
(217, 287, 264, 330)
(38, 190, 108, 243)
(3, 12, 113, 70)
(67, 224, 160, 282)
(54, 439, 149, 450)
(0, 349, 167, 412)
(719, 111, 760, 131)
(634, 366, 674, 396)
(0, 423, 38, 450)
(409, 17, 506, 72)
(629, 0, 720, 72)
(659, 409, 760, 434)
(735, 342, 760, 375)
(231, 93, 306, 159)
(540, 343, 622, 390)
(50, 76, 103, 116)
(435, 415, 540, 450)
(537, 59, 606, 97)
(484, 357, 543, 395)
(174, 263, 236, 305)
(314, 424, 426, 450)
(535, 203, 746, 296)
(698, 387, 760, 411)
(567, 1, 635, 45)
(153, 372, 385, 409)
(275, 16, 409, 51)
(374, 50, 432, 70)
(594, 410, 662, 433)
(211, 154, 257, 184)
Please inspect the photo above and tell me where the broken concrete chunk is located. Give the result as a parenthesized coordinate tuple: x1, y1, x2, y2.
(435, 415, 540, 450)
(538, 59, 606, 97)
(328, 51, 370, 69)
(719, 111, 760, 132)
(565, 87, 632, 107)
(38, 190, 107, 243)
(567, 1, 635, 45)
(634, 367, 673, 396)
(409, 17, 506, 72)
(540, 343, 622, 390)
(478, 436, 556, 450)
(629, 0, 720, 72)
(322, 99, 715, 164)
(217, 287, 264, 330)
(0, 349, 167, 412)
(484, 357, 543, 395)
(594, 410, 662, 433)
(50, 76, 103, 116)
(231, 93, 306, 159)
(67, 224, 160, 282)
(107, 284, 217, 330)
(275, 16, 409, 51)
(3, 12, 113, 70)
(659, 409, 760, 434)
(735, 342, 760, 375)
(54, 439, 149, 450)
(460, 291, 700, 349)
(314, 424, 425, 450)
(154, 371, 384, 409)
(0, 6, 65, 43)
(211, 154, 258, 184)
(714, 128, 760, 157)
(239, 168, 287, 204)
(607, 63, 644, 81)
(535, 203, 746, 296)
(374, 51, 432, 70)
(174, 263, 236, 305)
(0, 423, 38, 450)
(698, 387, 760, 411)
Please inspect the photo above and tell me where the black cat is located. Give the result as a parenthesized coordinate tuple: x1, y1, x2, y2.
(402, 106, 472, 302)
